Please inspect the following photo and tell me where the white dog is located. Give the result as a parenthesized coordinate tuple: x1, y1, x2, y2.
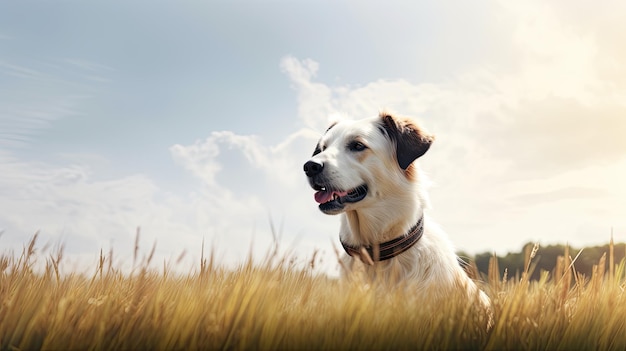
(304, 112, 490, 307)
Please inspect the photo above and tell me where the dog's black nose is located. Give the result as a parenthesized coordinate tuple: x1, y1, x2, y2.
(303, 160, 323, 177)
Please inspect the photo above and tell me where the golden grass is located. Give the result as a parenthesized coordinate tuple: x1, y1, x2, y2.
(1, 234, 626, 350)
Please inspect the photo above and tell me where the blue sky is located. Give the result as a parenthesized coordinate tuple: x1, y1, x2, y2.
(2, 0, 626, 275)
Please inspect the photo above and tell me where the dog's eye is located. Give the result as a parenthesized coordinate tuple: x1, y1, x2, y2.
(348, 141, 367, 152)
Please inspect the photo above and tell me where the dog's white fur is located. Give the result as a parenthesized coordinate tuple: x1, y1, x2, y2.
(305, 112, 490, 307)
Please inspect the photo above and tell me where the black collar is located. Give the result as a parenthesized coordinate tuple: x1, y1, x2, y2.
(340, 216, 424, 265)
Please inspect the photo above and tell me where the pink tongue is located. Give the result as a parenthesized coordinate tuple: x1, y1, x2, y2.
(314, 189, 349, 204)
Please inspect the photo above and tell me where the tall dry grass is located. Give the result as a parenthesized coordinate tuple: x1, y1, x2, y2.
(1, 234, 625, 350)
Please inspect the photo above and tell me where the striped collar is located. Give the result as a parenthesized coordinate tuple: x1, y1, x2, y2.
(340, 216, 424, 265)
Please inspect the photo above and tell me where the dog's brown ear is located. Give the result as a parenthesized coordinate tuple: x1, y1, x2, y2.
(380, 113, 434, 170)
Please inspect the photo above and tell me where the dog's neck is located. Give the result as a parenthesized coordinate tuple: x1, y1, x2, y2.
(340, 215, 424, 264)
(339, 184, 426, 247)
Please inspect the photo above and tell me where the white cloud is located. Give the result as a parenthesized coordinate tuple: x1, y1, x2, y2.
(168, 126, 338, 272)
(0, 151, 158, 248)
(63, 58, 115, 72)
(280, 56, 335, 131)
(0, 148, 288, 274)
(0, 57, 103, 149)
(170, 136, 222, 187)
(0, 60, 42, 79)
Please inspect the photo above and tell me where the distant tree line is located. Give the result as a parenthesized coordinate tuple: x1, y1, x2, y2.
(459, 242, 626, 281)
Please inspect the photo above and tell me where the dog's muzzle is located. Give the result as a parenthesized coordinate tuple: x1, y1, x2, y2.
(303, 160, 368, 214)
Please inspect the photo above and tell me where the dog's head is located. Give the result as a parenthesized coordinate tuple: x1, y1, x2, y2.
(303, 112, 434, 215)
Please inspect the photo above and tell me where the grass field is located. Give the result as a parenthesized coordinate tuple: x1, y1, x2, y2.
(1, 234, 625, 350)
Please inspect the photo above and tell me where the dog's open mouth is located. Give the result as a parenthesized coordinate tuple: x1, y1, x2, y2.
(313, 184, 368, 213)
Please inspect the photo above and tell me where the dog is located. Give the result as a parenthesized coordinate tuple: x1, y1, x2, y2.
(303, 112, 491, 309)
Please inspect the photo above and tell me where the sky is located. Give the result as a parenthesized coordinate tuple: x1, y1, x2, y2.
(1, 0, 625, 275)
